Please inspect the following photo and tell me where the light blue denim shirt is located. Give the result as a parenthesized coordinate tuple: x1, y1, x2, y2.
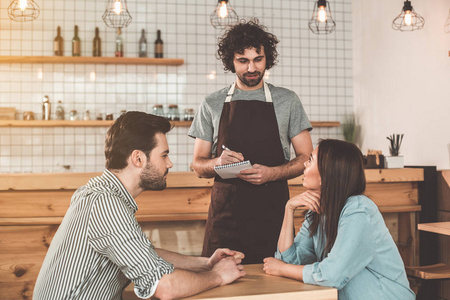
(275, 195, 415, 300)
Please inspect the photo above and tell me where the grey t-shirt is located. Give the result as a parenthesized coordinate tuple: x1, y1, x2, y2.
(188, 82, 312, 161)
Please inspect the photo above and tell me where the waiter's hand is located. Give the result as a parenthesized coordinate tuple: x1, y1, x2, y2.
(237, 164, 274, 185)
(216, 150, 244, 166)
(208, 248, 245, 268)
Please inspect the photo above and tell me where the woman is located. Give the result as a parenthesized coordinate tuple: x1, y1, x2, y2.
(263, 139, 415, 300)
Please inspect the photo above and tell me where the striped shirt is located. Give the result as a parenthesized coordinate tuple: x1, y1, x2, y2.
(33, 169, 174, 300)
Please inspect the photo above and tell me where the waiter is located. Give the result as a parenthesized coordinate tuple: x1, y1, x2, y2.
(188, 19, 313, 264)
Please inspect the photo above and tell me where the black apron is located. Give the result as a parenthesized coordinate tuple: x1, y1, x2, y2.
(201, 82, 290, 264)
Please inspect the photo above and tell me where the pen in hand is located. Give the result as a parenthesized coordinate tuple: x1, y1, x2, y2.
(221, 145, 244, 163)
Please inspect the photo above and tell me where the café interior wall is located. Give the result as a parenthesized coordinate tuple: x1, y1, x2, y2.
(0, 0, 353, 173)
(353, 0, 450, 170)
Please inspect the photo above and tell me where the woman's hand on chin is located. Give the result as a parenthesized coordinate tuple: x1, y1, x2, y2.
(286, 190, 321, 213)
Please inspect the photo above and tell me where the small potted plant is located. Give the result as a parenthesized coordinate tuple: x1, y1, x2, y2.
(385, 134, 404, 168)
(342, 114, 356, 144)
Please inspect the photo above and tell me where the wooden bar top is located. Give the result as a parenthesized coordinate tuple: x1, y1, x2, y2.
(418, 222, 450, 236)
(184, 264, 337, 300)
(0, 168, 424, 191)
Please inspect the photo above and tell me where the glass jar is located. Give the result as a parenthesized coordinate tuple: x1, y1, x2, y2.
(167, 104, 180, 121)
(55, 100, 65, 120)
(153, 104, 165, 117)
(69, 110, 78, 121)
(105, 113, 113, 120)
(184, 108, 194, 121)
(83, 110, 91, 121)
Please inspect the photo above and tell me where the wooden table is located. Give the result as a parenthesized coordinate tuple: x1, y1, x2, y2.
(418, 222, 450, 236)
(184, 264, 337, 300)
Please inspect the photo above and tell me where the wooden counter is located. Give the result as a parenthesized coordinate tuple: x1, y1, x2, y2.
(0, 168, 423, 299)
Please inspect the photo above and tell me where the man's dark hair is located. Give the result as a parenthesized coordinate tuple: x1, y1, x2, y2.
(217, 18, 279, 73)
(105, 111, 171, 170)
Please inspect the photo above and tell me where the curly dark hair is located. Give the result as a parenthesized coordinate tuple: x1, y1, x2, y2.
(217, 18, 279, 73)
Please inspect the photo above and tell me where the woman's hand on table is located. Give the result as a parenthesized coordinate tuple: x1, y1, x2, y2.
(286, 190, 321, 213)
(263, 257, 287, 276)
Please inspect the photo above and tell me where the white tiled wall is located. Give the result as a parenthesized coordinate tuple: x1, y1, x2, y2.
(0, 0, 353, 173)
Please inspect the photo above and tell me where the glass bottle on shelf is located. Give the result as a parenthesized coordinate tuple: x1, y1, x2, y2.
(83, 110, 91, 121)
(54, 26, 64, 56)
(167, 104, 180, 121)
(184, 108, 194, 121)
(72, 25, 81, 57)
(55, 100, 65, 120)
(93, 27, 101, 57)
(154, 29, 163, 58)
(42, 96, 51, 120)
(115, 28, 124, 57)
(139, 29, 147, 58)
(152, 104, 165, 117)
(69, 110, 78, 121)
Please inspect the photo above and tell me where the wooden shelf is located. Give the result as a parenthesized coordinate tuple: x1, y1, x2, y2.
(312, 121, 340, 127)
(0, 56, 184, 65)
(0, 120, 192, 127)
(0, 120, 338, 128)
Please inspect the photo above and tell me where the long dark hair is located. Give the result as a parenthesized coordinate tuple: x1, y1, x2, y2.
(217, 18, 279, 73)
(307, 139, 366, 259)
(105, 111, 172, 170)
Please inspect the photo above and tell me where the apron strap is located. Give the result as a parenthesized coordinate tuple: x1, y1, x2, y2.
(225, 81, 272, 103)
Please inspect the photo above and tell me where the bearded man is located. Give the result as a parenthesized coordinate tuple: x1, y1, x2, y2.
(34, 111, 245, 300)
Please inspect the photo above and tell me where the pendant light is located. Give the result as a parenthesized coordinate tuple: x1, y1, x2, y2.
(7, 0, 40, 22)
(102, 0, 132, 28)
(210, 0, 239, 29)
(444, 9, 450, 33)
(392, 0, 424, 31)
(308, 0, 336, 34)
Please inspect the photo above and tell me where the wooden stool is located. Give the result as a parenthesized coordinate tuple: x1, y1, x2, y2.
(405, 263, 450, 298)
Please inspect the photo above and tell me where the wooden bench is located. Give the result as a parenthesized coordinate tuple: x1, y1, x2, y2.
(406, 263, 450, 296)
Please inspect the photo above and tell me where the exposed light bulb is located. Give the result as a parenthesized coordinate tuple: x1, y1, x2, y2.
(114, 0, 122, 15)
(210, 0, 239, 29)
(37, 68, 43, 80)
(90, 71, 96, 82)
(219, 1, 228, 19)
(207, 71, 216, 80)
(404, 10, 412, 26)
(19, 0, 27, 11)
(392, 1, 424, 31)
(318, 6, 327, 22)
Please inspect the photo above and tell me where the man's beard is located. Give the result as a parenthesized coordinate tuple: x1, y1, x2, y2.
(236, 70, 265, 88)
(139, 162, 168, 191)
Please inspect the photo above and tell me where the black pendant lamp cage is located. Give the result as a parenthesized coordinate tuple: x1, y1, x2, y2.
(102, 0, 132, 28)
(7, 0, 40, 22)
(308, 0, 336, 35)
(392, 0, 424, 31)
(210, 0, 239, 30)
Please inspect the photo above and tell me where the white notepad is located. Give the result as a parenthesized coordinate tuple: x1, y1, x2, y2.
(214, 160, 252, 179)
